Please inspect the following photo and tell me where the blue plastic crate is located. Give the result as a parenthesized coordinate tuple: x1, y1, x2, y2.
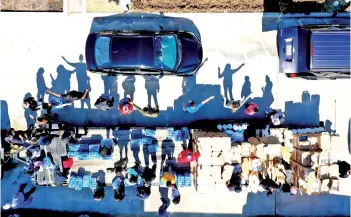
(83, 175, 91, 188)
(101, 155, 112, 160)
(67, 144, 80, 152)
(181, 127, 190, 140)
(89, 144, 100, 152)
(75, 177, 83, 190)
(176, 175, 185, 187)
(78, 144, 89, 153)
(144, 129, 156, 137)
(77, 153, 89, 160)
(174, 130, 182, 141)
(67, 151, 78, 158)
(89, 152, 101, 160)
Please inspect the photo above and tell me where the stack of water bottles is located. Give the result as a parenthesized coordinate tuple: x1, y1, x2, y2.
(292, 127, 325, 135)
(175, 172, 192, 187)
(67, 143, 112, 160)
(217, 123, 248, 143)
(69, 175, 97, 191)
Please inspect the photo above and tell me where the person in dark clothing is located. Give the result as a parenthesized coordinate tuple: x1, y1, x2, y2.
(226, 170, 243, 193)
(336, 161, 350, 178)
(23, 97, 41, 111)
(142, 164, 157, 185)
(107, 158, 128, 175)
(30, 113, 57, 126)
(46, 88, 89, 101)
(258, 173, 279, 196)
(95, 94, 114, 111)
(93, 181, 105, 201)
(159, 197, 170, 217)
(113, 177, 126, 202)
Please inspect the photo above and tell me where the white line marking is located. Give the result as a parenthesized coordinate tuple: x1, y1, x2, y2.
(260, 40, 271, 57)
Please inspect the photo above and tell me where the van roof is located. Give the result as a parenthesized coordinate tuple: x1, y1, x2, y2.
(310, 29, 350, 72)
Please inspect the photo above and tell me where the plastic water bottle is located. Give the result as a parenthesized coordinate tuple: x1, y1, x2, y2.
(217, 124, 223, 131)
(233, 124, 238, 131)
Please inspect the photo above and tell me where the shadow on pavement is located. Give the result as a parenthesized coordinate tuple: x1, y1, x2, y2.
(284, 90, 320, 127)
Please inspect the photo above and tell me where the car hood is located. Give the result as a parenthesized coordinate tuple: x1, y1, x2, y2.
(177, 34, 202, 74)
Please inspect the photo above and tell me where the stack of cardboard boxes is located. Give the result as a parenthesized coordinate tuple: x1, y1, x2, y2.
(290, 132, 340, 194)
(191, 130, 232, 193)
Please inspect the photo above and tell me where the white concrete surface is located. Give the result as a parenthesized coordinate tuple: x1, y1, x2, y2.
(0, 13, 350, 216)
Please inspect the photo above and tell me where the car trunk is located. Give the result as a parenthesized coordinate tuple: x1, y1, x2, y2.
(310, 30, 350, 72)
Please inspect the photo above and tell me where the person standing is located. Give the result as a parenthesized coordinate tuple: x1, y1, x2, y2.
(183, 96, 215, 113)
(2, 183, 36, 210)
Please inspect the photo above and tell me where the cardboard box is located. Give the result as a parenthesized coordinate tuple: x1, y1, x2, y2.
(249, 158, 263, 172)
(319, 165, 330, 179)
(231, 154, 242, 164)
(320, 179, 330, 192)
(197, 165, 212, 177)
(222, 165, 234, 181)
(241, 143, 251, 157)
(214, 182, 230, 192)
(318, 132, 331, 150)
(241, 158, 250, 180)
(264, 144, 281, 156)
(211, 166, 223, 181)
(293, 134, 320, 151)
(319, 151, 329, 166)
(290, 160, 314, 181)
(211, 137, 232, 152)
(329, 179, 339, 192)
(329, 152, 338, 165)
(329, 164, 339, 179)
(318, 164, 339, 180)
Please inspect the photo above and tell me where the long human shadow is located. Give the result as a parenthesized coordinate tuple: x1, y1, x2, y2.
(90, 13, 201, 41)
(50, 64, 74, 94)
(112, 127, 130, 160)
(284, 90, 320, 127)
(143, 75, 160, 107)
(1, 100, 11, 154)
(36, 67, 47, 102)
(23, 93, 37, 129)
(218, 63, 245, 101)
(101, 75, 120, 113)
(161, 139, 175, 165)
(122, 75, 136, 100)
(348, 118, 351, 154)
(241, 76, 251, 99)
(61, 55, 91, 109)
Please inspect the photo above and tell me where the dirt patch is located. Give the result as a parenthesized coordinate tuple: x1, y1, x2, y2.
(1, 0, 63, 11)
(132, 0, 347, 13)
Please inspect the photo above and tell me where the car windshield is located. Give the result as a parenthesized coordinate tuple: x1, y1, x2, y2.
(95, 37, 111, 67)
(154, 35, 178, 71)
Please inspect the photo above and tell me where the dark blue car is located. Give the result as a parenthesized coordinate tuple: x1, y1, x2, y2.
(85, 31, 203, 76)
(278, 25, 350, 79)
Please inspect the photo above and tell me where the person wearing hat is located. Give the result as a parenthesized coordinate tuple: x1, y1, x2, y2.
(118, 96, 134, 115)
(177, 149, 200, 164)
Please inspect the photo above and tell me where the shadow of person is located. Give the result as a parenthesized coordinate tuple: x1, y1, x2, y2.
(62, 55, 89, 93)
(158, 186, 171, 214)
(102, 75, 118, 95)
(80, 76, 91, 109)
(325, 119, 336, 134)
(112, 129, 129, 160)
(161, 139, 175, 166)
(261, 75, 274, 111)
(92, 169, 106, 185)
(50, 65, 75, 94)
(36, 67, 47, 101)
(218, 63, 245, 101)
(23, 93, 37, 129)
(122, 75, 136, 100)
(143, 75, 160, 107)
(241, 76, 252, 99)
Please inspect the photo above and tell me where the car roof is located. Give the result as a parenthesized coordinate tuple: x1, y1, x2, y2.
(110, 35, 155, 68)
(310, 29, 350, 72)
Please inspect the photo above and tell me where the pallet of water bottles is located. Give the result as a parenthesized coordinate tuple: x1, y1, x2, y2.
(216, 123, 249, 143)
(68, 174, 97, 191)
(67, 143, 112, 160)
(159, 171, 193, 188)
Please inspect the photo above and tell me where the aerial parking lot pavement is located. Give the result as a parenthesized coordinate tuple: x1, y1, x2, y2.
(0, 12, 350, 217)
